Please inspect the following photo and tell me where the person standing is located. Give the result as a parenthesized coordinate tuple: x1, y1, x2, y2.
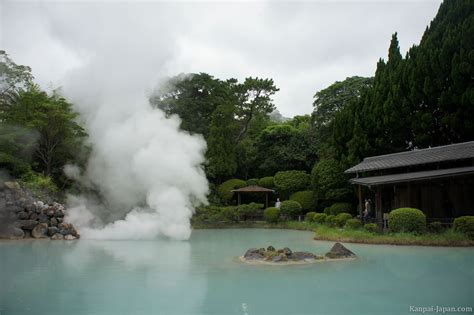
(275, 198, 281, 209)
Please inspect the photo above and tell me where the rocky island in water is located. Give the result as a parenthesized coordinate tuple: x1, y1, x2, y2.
(240, 243, 356, 265)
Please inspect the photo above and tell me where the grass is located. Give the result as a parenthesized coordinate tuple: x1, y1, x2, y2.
(192, 220, 474, 247)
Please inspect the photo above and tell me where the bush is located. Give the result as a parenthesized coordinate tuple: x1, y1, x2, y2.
(280, 200, 303, 217)
(20, 171, 58, 194)
(305, 211, 317, 222)
(388, 208, 426, 234)
(258, 176, 275, 188)
(246, 178, 259, 186)
(323, 207, 331, 215)
(335, 213, 352, 227)
(217, 179, 247, 202)
(453, 216, 474, 239)
(364, 223, 379, 233)
(220, 206, 238, 222)
(236, 202, 264, 217)
(274, 170, 310, 196)
(290, 190, 317, 211)
(264, 207, 280, 223)
(311, 159, 352, 201)
(329, 202, 353, 215)
(313, 213, 327, 224)
(345, 218, 362, 230)
(428, 221, 444, 233)
(325, 215, 337, 227)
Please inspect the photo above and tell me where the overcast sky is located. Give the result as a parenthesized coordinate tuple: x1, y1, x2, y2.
(1, 0, 442, 117)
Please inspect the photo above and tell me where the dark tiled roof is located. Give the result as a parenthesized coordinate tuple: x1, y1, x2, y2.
(345, 141, 474, 174)
(350, 166, 474, 186)
(231, 185, 275, 193)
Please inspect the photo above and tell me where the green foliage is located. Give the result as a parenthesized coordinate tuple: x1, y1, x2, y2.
(236, 203, 264, 217)
(329, 202, 353, 215)
(345, 218, 362, 230)
(305, 211, 317, 222)
(323, 207, 331, 215)
(280, 200, 303, 217)
(274, 170, 310, 196)
(453, 216, 474, 239)
(311, 159, 351, 202)
(246, 178, 259, 186)
(290, 190, 316, 211)
(325, 215, 337, 227)
(335, 213, 352, 227)
(364, 223, 379, 234)
(313, 213, 327, 224)
(258, 176, 274, 188)
(428, 221, 444, 233)
(217, 179, 247, 202)
(389, 208, 426, 234)
(19, 171, 58, 195)
(264, 207, 280, 223)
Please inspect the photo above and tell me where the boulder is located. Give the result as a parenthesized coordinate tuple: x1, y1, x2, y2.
(50, 217, 58, 226)
(38, 213, 49, 224)
(4, 181, 21, 190)
(64, 234, 77, 240)
(31, 223, 48, 239)
(0, 226, 24, 239)
(51, 233, 64, 240)
(289, 252, 316, 260)
(325, 243, 356, 259)
(244, 248, 265, 260)
(45, 207, 56, 217)
(272, 254, 288, 262)
(17, 211, 29, 220)
(48, 226, 59, 236)
(55, 209, 65, 218)
(29, 212, 38, 220)
(17, 220, 38, 230)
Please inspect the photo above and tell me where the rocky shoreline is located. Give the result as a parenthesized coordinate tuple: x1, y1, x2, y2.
(0, 181, 80, 240)
(240, 242, 356, 265)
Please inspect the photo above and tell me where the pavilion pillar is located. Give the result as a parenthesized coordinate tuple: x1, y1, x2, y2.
(237, 193, 241, 205)
(265, 193, 269, 208)
(358, 185, 363, 219)
(376, 186, 383, 227)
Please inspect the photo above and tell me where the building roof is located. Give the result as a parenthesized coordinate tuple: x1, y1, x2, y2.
(350, 166, 474, 187)
(231, 185, 275, 193)
(345, 141, 474, 174)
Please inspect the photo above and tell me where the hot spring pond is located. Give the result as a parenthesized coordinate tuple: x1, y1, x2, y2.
(1, 229, 473, 315)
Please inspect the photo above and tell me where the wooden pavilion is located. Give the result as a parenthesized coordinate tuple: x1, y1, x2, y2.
(345, 141, 474, 226)
(231, 185, 275, 208)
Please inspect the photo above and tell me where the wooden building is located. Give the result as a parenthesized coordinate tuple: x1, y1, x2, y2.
(345, 141, 474, 225)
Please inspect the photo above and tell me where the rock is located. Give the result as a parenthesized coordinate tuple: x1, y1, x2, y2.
(55, 209, 65, 218)
(325, 243, 356, 259)
(289, 252, 316, 260)
(31, 223, 48, 239)
(45, 207, 56, 217)
(23, 230, 32, 238)
(29, 212, 38, 220)
(50, 217, 58, 226)
(272, 254, 288, 262)
(57, 217, 63, 223)
(0, 226, 24, 239)
(282, 247, 292, 256)
(48, 226, 59, 236)
(4, 181, 21, 190)
(17, 211, 29, 220)
(16, 220, 38, 230)
(64, 234, 77, 240)
(267, 245, 275, 252)
(38, 213, 49, 224)
(58, 222, 69, 230)
(244, 248, 264, 260)
(51, 233, 64, 240)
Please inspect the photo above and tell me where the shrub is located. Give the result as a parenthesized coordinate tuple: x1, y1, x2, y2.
(290, 190, 317, 211)
(329, 202, 353, 215)
(428, 221, 444, 233)
(305, 211, 317, 222)
(345, 218, 362, 230)
(364, 223, 379, 233)
(325, 215, 337, 227)
(388, 208, 426, 234)
(274, 170, 310, 196)
(313, 213, 327, 224)
(323, 207, 331, 215)
(258, 176, 275, 188)
(220, 206, 238, 222)
(246, 178, 259, 186)
(20, 172, 58, 194)
(280, 200, 303, 217)
(311, 159, 352, 201)
(453, 216, 474, 239)
(264, 207, 280, 223)
(236, 202, 264, 217)
(217, 179, 247, 202)
(335, 213, 352, 227)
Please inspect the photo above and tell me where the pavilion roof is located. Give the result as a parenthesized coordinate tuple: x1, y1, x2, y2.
(231, 185, 275, 193)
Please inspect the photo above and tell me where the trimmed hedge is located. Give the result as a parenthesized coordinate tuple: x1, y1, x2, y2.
(246, 178, 259, 186)
(290, 190, 316, 211)
(280, 200, 303, 217)
(345, 218, 362, 230)
(364, 223, 379, 233)
(258, 176, 275, 188)
(335, 213, 352, 227)
(217, 179, 247, 202)
(305, 211, 317, 222)
(313, 213, 327, 224)
(264, 207, 280, 223)
(236, 202, 264, 216)
(326, 215, 337, 227)
(453, 216, 474, 239)
(329, 202, 353, 215)
(323, 207, 331, 215)
(388, 208, 426, 234)
(274, 170, 310, 196)
(428, 221, 444, 233)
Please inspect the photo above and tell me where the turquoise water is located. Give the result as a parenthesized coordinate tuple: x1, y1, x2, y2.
(1, 229, 473, 315)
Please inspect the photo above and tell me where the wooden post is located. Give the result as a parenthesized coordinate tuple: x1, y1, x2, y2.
(265, 193, 269, 208)
(376, 186, 383, 227)
(237, 192, 241, 205)
(358, 185, 363, 219)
